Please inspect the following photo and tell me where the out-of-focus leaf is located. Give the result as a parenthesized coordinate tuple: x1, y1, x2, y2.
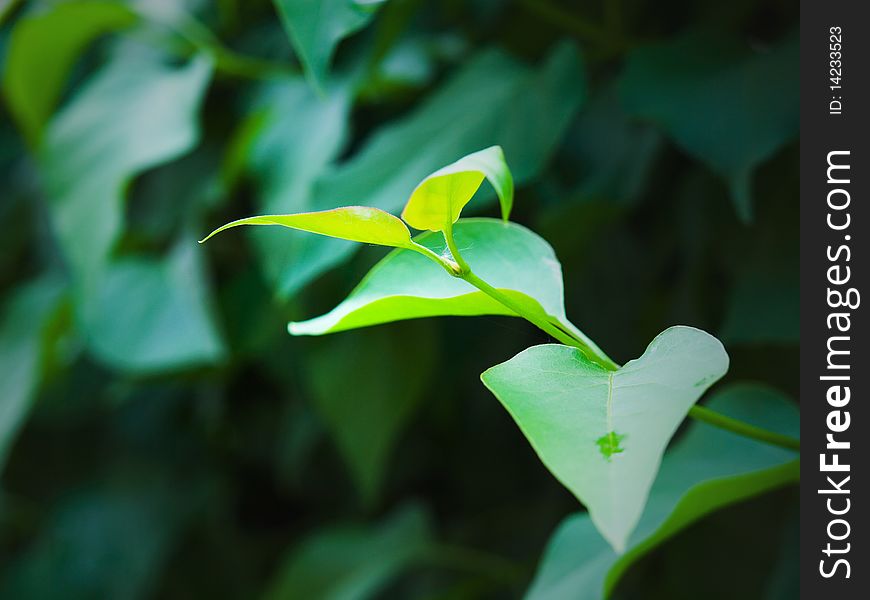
(481, 326, 729, 552)
(263, 504, 431, 600)
(0, 475, 192, 600)
(79, 240, 225, 373)
(562, 86, 661, 207)
(2, 0, 137, 144)
(290, 219, 576, 340)
(0, 275, 66, 474)
(272, 0, 386, 90)
(525, 384, 799, 600)
(619, 32, 798, 220)
(401, 145, 513, 232)
(41, 49, 212, 280)
(720, 262, 798, 345)
(256, 42, 585, 298)
(229, 78, 352, 295)
(200, 207, 414, 249)
(306, 322, 436, 504)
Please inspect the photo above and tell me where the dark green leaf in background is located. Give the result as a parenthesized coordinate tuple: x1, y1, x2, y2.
(525, 385, 799, 600)
(2, 0, 137, 145)
(263, 504, 431, 600)
(0, 275, 66, 474)
(272, 0, 387, 90)
(41, 48, 212, 280)
(306, 322, 437, 505)
(620, 32, 798, 220)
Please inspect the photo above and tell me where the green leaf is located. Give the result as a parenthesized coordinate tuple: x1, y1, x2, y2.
(263, 504, 430, 600)
(480, 326, 729, 552)
(251, 41, 585, 297)
(272, 0, 386, 90)
(619, 32, 798, 221)
(0, 275, 66, 474)
(305, 322, 436, 505)
(200, 206, 414, 249)
(289, 219, 572, 337)
(401, 145, 513, 232)
(41, 49, 213, 280)
(79, 240, 226, 373)
(525, 384, 799, 600)
(2, 0, 137, 145)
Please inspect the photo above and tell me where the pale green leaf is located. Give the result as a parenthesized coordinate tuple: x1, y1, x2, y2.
(263, 504, 430, 600)
(2, 0, 137, 144)
(480, 326, 729, 552)
(0, 275, 66, 474)
(619, 32, 798, 221)
(250, 42, 585, 297)
(305, 322, 436, 505)
(79, 240, 225, 373)
(289, 219, 573, 337)
(526, 384, 799, 600)
(272, 0, 386, 90)
(41, 49, 212, 280)
(401, 145, 513, 232)
(200, 207, 414, 249)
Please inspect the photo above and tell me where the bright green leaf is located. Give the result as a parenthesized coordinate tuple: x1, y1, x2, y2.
(619, 32, 798, 221)
(272, 0, 386, 90)
(0, 275, 66, 474)
(41, 49, 212, 280)
(78, 240, 225, 373)
(250, 42, 585, 298)
(481, 326, 729, 552)
(2, 0, 137, 145)
(306, 322, 436, 505)
(263, 504, 430, 600)
(289, 219, 574, 337)
(525, 384, 799, 600)
(200, 206, 414, 249)
(401, 145, 513, 232)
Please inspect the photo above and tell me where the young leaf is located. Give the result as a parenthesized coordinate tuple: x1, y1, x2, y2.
(2, 0, 137, 144)
(289, 218, 577, 338)
(200, 207, 414, 249)
(272, 0, 386, 90)
(480, 326, 729, 552)
(400, 146, 514, 232)
(525, 385, 799, 600)
(247, 42, 585, 297)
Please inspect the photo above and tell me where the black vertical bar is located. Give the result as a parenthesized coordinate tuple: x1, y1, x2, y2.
(801, 1, 868, 597)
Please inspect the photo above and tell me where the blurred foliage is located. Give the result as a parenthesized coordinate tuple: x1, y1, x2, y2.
(1, 0, 797, 598)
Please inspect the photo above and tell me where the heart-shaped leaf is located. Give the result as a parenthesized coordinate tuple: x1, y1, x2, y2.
(400, 145, 513, 232)
(526, 384, 799, 600)
(200, 206, 414, 249)
(289, 218, 579, 340)
(480, 326, 729, 552)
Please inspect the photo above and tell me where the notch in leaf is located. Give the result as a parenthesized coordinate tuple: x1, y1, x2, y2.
(199, 206, 415, 249)
(400, 145, 514, 232)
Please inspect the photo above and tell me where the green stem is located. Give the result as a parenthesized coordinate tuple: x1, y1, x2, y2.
(432, 223, 800, 453)
(688, 405, 801, 452)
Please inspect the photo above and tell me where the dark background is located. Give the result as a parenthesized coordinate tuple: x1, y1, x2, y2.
(1, 0, 798, 597)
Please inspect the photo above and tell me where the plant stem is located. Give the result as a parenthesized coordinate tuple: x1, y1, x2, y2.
(436, 223, 800, 453)
(688, 405, 801, 452)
